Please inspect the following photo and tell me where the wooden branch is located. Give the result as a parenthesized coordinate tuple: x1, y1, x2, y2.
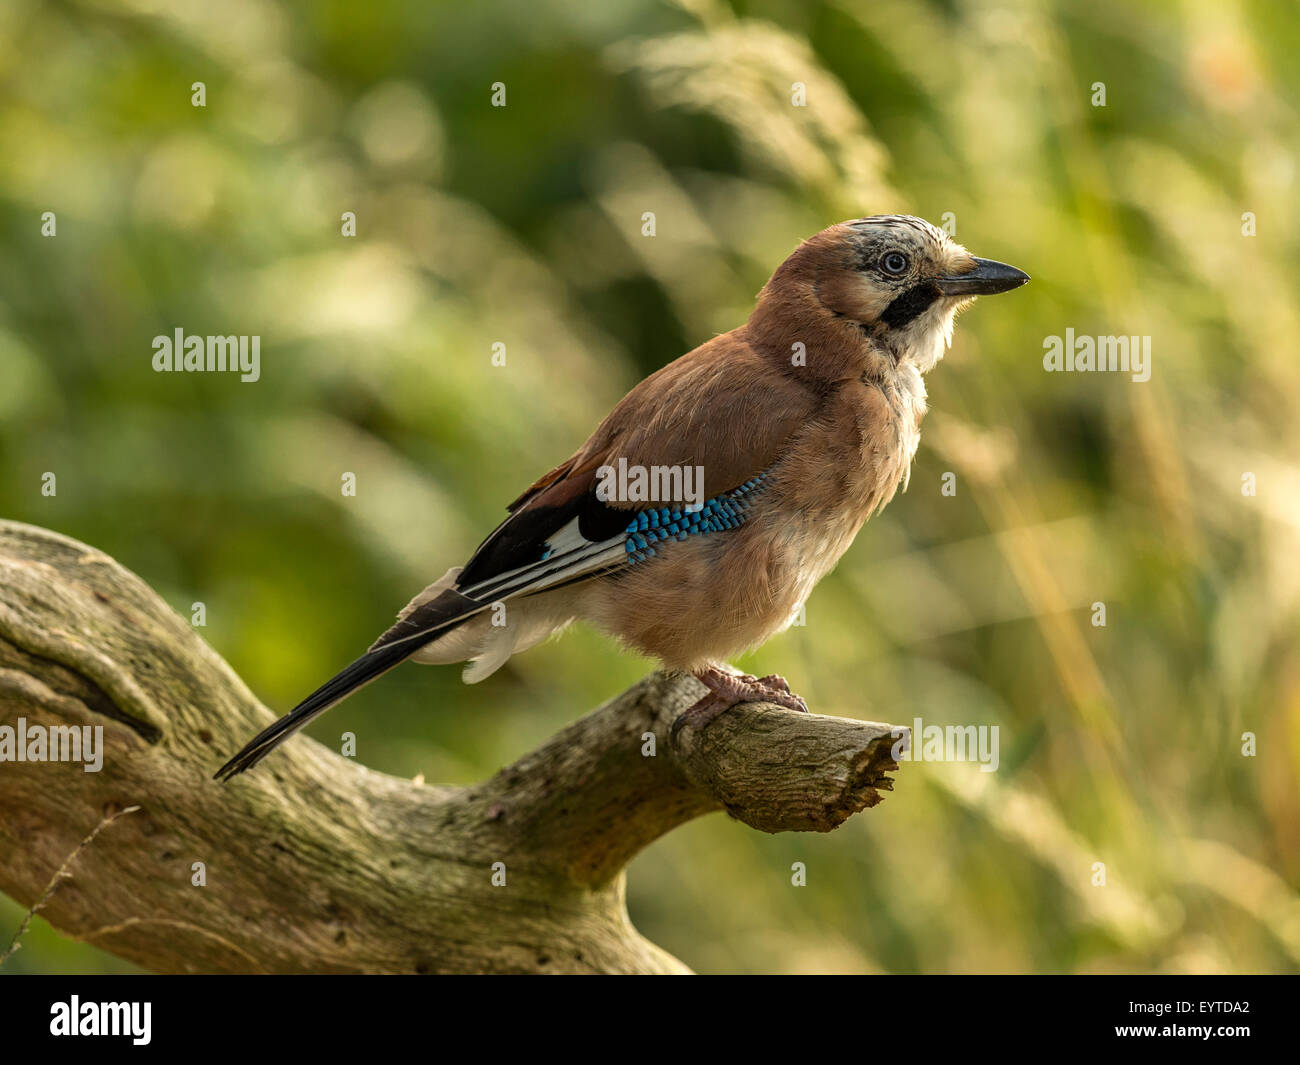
(0, 520, 905, 974)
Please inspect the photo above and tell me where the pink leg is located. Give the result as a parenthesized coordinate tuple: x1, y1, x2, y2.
(671, 666, 809, 741)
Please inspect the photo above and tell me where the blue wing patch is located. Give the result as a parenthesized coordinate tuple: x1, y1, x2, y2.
(623, 473, 769, 564)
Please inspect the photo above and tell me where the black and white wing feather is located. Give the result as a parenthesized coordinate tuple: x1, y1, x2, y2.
(214, 461, 632, 780)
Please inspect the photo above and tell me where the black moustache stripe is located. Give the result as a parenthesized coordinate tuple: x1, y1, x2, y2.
(881, 282, 941, 329)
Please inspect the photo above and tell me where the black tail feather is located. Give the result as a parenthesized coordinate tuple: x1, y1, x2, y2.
(213, 641, 414, 782)
(215, 587, 487, 782)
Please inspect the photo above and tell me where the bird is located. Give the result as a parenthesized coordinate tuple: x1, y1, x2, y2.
(215, 215, 1028, 781)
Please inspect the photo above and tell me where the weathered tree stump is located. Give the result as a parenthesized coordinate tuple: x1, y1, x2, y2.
(0, 520, 904, 973)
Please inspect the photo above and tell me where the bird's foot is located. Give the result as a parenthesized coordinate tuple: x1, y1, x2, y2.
(671, 667, 809, 743)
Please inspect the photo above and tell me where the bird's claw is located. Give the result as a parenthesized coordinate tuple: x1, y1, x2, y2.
(670, 693, 733, 744)
(670, 668, 810, 744)
(755, 673, 808, 712)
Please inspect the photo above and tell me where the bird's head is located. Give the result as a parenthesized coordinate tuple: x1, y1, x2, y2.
(768, 214, 1029, 375)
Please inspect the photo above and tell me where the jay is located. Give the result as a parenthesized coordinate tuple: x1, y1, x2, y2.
(216, 215, 1028, 780)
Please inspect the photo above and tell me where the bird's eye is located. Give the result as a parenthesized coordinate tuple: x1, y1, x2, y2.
(881, 251, 909, 275)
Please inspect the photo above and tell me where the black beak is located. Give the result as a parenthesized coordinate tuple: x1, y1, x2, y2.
(936, 257, 1030, 296)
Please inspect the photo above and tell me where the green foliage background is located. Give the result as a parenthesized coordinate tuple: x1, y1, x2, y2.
(1, 0, 1298, 974)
